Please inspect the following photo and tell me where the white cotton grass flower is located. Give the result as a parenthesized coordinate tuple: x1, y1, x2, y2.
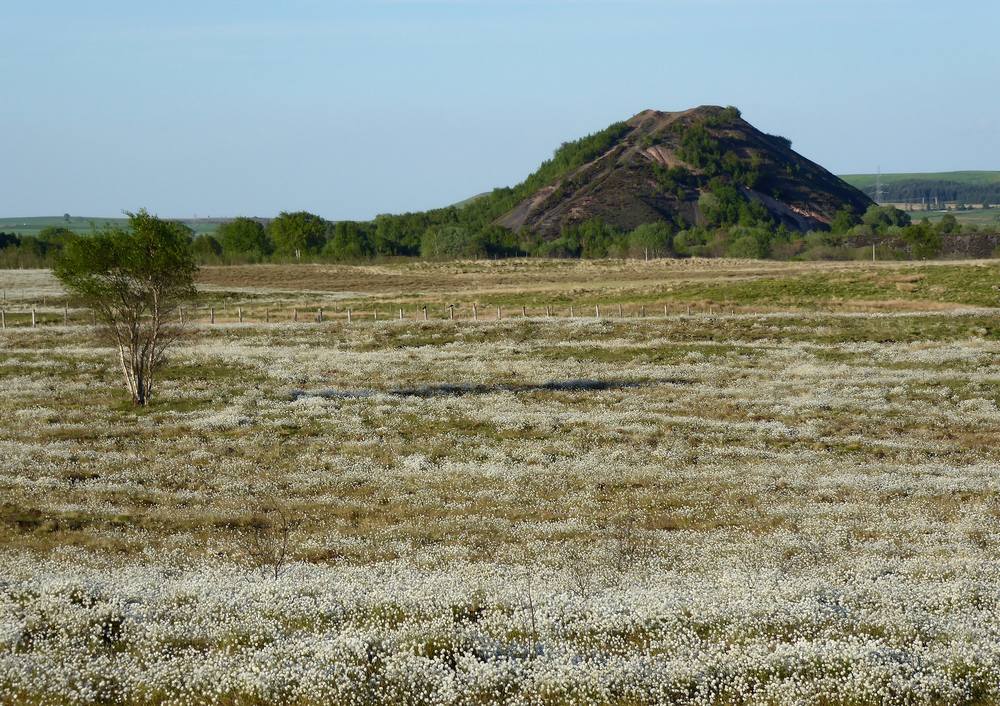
(1, 307, 1000, 703)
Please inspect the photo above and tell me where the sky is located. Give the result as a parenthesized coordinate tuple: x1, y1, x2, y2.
(3, 0, 999, 220)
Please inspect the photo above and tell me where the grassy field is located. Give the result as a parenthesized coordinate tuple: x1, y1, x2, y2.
(2, 259, 1000, 319)
(2, 260, 1000, 704)
(913, 206, 1000, 226)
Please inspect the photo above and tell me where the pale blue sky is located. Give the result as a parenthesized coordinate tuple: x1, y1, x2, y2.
(3, 1, 998, 219)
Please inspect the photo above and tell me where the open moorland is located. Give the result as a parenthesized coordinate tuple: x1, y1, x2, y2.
(2, 259, 1000, 704)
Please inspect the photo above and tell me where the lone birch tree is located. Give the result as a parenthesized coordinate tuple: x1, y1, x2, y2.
(54, 210, 197, 406)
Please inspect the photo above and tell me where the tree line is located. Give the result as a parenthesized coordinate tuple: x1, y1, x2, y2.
(3, 201, 998, 269)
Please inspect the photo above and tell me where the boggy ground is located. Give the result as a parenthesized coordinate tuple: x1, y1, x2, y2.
(1, 262, 1000, 704)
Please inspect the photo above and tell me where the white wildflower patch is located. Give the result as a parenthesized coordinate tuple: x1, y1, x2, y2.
(0, 308, 999, 704)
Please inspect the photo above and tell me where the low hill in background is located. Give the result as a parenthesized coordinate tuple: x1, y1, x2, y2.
(840, 171, 1000, 207)
(0, 215, 232, 238)
(490, 106, 872, 236)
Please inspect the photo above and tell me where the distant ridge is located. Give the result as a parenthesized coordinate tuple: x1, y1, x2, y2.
(840, 171, 1000, 206)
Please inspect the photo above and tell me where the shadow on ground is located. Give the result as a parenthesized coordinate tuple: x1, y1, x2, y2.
(291, 377, 690, 401)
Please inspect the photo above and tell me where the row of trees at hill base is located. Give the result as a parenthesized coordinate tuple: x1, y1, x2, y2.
(2, 204, 999, 268)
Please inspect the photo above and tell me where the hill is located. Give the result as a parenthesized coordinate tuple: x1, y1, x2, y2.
(482, 106, 872, 237)
(839, 171, 1000, 206)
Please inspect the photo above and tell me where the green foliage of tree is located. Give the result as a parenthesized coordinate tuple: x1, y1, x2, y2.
(830, 207, 861, 234)
(700, 179, 772, 228)
(904, 219, 943, 259)
(673, 110, 758, 187)
(672, 228, 710, 257)
(420, 225, 483, 259)
(324, 221, 375, 260)
(653, 165, 694, 197)
(192, 235, 223, 260)
(627, 222, 674, 258)
(677, 122, 723, 175)
(544, 219, 625, 259)
(725, 226, 773, 259)
(27, 227, 77, 257)
(478, 225, 524, 257)
(862, 205, 911, 232)
(374, 213, 425, 256)
(217, 218, 271, 259)
(935, 213, 960, 235)
(53, 210, 197, 406)
(268, 211, 328, 256)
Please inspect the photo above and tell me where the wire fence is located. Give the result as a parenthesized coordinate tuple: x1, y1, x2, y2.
(0, 301, 754, 330)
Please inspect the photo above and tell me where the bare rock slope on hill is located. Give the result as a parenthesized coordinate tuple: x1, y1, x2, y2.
(495, 106, 873, 236)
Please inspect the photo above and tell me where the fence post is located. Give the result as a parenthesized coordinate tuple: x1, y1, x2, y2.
(318, 307, 323, 323)
(32, 308, 36, 328)
(448, 305, 454, 320)
(92, 310, 97, 326)
(373, 309, 378, 322)
(686, 305, 691, 316)
(595, 305, 600, 319)
(545, 306, 550, 317)
(179, 307, 184, 325)
(1, 309, 5, 330)
(238, 307, 243, 324)
(641, 305, 645, 318)
(521, 306, 526, 318)
(210, 307, 215, 324)
(63, 306, 68, 325)
(618, 304, 623, 318)
(398, 308, 403, 321)
(473, 304, 478, 321)
(422, 306, 428, 321)
(497, 305, 502, 321)
(663, 304, 668, 317)
(347, 308, 352, 323)
(293, 308, 298, 322)
(570, 305, 575, 318)
(265, 309, 270, 324)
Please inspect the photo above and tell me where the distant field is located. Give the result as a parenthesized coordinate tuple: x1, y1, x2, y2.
(840, 170, 1000, 191)
(912, 206, 1000, 225)
(4, 258, 999, 313)
(0, 215, 223, 237)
